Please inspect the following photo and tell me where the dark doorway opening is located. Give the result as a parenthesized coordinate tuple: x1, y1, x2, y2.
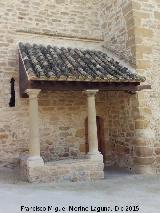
(85, 116, 105, 160)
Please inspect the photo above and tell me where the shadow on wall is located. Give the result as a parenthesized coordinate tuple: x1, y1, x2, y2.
(103, 91, 155, 173)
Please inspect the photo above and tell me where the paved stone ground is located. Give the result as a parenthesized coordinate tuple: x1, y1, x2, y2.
(0, 166, 160, 213)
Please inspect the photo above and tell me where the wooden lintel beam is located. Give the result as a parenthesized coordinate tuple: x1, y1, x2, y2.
(19, 52, 29, 98)
(126, 84, 151, 94)
(27, 80, 139, 92)
(136, 84, 151, 91)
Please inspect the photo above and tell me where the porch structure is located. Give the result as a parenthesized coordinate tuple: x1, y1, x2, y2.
(19, 43, 149, 182)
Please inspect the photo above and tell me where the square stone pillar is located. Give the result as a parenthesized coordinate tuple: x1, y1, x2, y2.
(131, 92, 156, 174)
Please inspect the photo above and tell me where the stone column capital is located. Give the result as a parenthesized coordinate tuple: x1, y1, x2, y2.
(26, 89, 41, 99)
(84, 89, 99, 97)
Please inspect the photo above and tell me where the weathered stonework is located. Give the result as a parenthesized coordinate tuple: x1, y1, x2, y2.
(131, 0, 160, 173)
(100, 0, 136, 66)
(0, 0, 104, 168)
(0, 0, 160, 180)
(20, 157, 104, 183)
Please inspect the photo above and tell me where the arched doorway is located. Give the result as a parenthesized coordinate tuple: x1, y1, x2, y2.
(85, 116, 105, 160)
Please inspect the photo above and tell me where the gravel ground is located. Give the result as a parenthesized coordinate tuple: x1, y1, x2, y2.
(0, 167, 160, 213)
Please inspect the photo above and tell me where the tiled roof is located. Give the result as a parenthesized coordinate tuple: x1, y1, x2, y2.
(19, 43, 146, 83)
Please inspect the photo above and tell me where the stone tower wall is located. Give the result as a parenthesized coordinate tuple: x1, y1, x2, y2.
(101, 0, 136, 66)
(132, 0, 160, 172)
(101, 0, 160, 172)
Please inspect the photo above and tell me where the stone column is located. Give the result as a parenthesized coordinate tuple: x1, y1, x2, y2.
(26, 89, 44, 167)
(85, 90, 103, 161)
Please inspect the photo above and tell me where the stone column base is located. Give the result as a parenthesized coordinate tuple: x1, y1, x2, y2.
(87, 151, 103, 161)
(20, 155, 44, 167)
(20, 155, 44, 181)
(26, 156, 44, 167)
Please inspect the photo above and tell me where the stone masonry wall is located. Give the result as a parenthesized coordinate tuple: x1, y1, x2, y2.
(131, 0, 160, 172)
(20, 158, 104, 183)
(38, 91, 108, 162)
(1, 0, 160, 173)
(105, 91, 135, 168)
(0, 0, 103, 111)
(102, 0, 160, 172)
(101, 0, 136, 66)
(0, 0, 104, 166)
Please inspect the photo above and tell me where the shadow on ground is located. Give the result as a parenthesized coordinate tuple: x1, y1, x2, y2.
(104, 166, 133, 179)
